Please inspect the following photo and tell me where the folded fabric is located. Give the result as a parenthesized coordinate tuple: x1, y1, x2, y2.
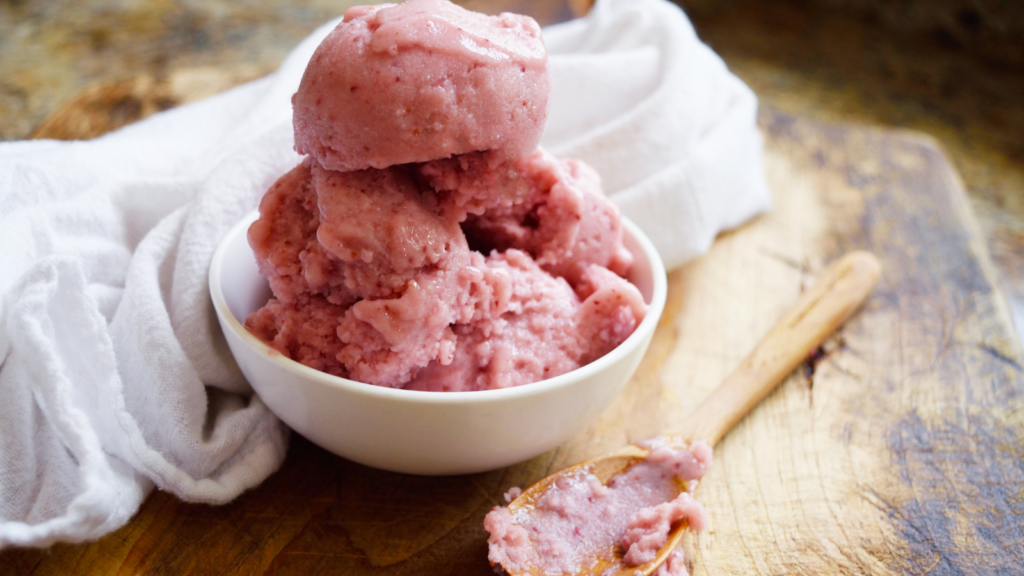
(0, 0, 768, 549)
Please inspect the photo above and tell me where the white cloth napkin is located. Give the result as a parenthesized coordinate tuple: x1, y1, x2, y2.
(0, 0, 768, 549)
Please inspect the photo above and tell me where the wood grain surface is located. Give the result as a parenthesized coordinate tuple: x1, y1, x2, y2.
(5, 107, 1022, 575)
(682, 111, 1024, 575)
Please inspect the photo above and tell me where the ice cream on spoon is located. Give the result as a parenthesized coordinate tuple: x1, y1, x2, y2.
(485, 251, 881, 575)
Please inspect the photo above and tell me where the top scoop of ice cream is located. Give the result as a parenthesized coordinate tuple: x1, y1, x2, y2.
(292, 0, 550, 172)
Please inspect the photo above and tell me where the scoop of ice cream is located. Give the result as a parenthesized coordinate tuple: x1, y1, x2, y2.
(248, 160, 475, 305)
(406, 251, 647, 392)
(465, 149, 634, 286)
(315, 165, 458, 273)
(293, 0, 549, 172)
(574, 264, 647, 364)
(335, 270, 468, 387)
(313, 164, 488, 386)
(415, 151, 533, 222)
(245, 294, 350, 378)
(248, 161, 486, 388)
(247, 159, 352, 306)
(405, 249, 582, 391)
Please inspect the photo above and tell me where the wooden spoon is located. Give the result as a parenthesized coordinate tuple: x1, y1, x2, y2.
(498, 250, 882, 576)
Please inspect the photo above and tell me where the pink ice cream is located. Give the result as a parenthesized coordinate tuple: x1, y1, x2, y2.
(405, 251, 645, 392)
(484, 440, 713, 575)
(465, 149, 634, 285)
(293, 0, 549, 172)
(245, 0, 646, 391)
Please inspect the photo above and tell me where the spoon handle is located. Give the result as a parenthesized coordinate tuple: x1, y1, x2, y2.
(671, 251, 881, 447)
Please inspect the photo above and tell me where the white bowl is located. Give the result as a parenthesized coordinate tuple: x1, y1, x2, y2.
(209, 211, 667, 475)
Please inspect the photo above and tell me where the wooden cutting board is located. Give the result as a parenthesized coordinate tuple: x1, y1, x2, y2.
(5, 107, 1023, 575)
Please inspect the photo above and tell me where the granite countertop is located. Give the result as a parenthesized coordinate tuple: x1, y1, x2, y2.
(2, 0, 1022, 342)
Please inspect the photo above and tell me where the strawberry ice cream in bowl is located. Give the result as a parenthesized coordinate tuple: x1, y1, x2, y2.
(209, 0, 667, 475)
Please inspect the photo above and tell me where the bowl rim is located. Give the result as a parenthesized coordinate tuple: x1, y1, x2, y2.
(209, 209, 667, 406)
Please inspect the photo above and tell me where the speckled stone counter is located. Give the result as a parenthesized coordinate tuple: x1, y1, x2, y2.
(2, 0, 1022, 341)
